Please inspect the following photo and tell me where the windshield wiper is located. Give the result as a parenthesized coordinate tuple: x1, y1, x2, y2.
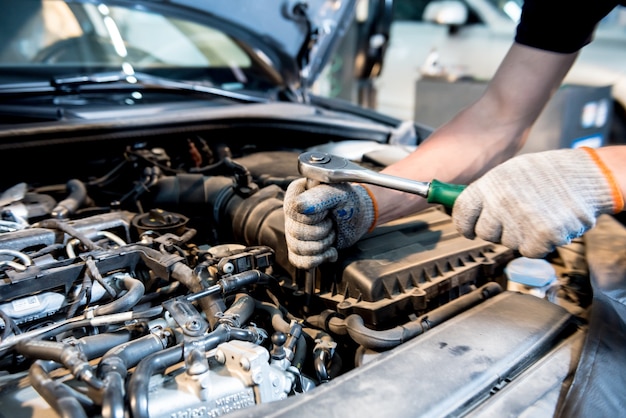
(0, 71, 269, 104)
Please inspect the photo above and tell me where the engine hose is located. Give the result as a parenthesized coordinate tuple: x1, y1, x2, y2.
(0, 308, 161, 354)
(303, 328, 338, 383)
(223, 294, 256, 327)
(17, 339, 103, 390)
(51, 179, 89, 219)
(255, 300, 291, 333)
(345, 282, 503, 351)
(94, 275, 145, 316)
(99, 333, 168, 418)
(21, 331, 134, 418)
(170, 261, 226, 330)
(314, 349, 331, 383)
(254, 300, 307, 369)
(129, 324, 262, 418)
(0, 308, 20, 341)
(72, 328, 134, 360)
(128, 344, 184, 418)
(30, 360, 88, 418)
(218, 270, 271, 294)
(305, 310, 348, 336)
(101, 373, 125, 418)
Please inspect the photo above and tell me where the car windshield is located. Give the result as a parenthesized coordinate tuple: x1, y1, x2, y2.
(0, 0, 280, 92)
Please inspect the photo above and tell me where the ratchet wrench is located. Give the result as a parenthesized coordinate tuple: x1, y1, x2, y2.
(297, 151, 466, 208)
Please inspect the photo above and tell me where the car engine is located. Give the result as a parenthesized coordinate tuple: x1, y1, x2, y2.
(0, 123, 586, 418)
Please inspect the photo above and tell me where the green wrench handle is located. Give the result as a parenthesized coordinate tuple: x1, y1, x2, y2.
(427, 179, 467, 208)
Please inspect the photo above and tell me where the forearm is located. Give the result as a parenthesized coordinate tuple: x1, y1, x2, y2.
(375, 96, 529, 220)
(371, 44, 579, 226)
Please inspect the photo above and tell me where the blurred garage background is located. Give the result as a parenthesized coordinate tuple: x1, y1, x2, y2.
(316, 0, 626, 150)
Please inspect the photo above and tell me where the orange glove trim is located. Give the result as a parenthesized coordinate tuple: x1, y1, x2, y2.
(582, 147, 625, 213)
(360, 184, 379, 232)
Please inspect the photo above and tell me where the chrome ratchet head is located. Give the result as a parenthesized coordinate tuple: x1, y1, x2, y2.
(297, 151, 369, 184)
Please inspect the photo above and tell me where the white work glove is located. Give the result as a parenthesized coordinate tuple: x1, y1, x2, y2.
(453, 147, 624, 258)
(284, 178, 377, 269)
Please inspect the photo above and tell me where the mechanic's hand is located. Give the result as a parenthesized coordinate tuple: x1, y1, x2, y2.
(453, 147, 624, 258)
(284, 178, 377, 269)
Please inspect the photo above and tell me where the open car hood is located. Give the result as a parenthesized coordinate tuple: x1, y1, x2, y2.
(152, 0, 357, 89)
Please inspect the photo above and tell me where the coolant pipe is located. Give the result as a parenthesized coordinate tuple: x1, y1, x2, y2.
(314, 349, 331, 383)
(170, 261, 226, 329)
(17, 339, 103, 390)
(224, 294, 256, 327)
(101, 373, 124, 418)
(93, 275, 145, 316)
(305, 310, 348, 336)
(304, 329, 338, 383)
(24, 330, 134, 418)
(255, 300, 291, 334)
(72, 329, 134, 360)
(128, 344, 184, 418)
(98, 333, 168, 418)
(51, 179, 89, 219)
(255, 300, 307, 369)
(345, 282, 503, 351)
(0, 308, 162, 354)
(30, 360, 88, 418)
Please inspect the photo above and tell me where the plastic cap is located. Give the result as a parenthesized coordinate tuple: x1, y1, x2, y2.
(505, 257, 556, 287)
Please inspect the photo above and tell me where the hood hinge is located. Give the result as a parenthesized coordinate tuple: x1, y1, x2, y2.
(286, 0, 320, 103)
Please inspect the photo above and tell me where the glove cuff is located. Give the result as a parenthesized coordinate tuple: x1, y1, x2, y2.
(359, 184, 379, 232)
(581, 147, 625, 213)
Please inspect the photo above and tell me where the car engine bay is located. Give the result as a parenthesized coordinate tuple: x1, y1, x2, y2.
(0, 114, 590, 418)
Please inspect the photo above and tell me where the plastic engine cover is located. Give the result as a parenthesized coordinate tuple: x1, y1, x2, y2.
(319, 207, 514, 327)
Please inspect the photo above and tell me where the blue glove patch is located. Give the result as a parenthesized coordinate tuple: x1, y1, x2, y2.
(336, 207, 354, 221)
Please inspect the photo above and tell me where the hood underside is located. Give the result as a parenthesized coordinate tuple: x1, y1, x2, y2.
(147, 0, 357, 89)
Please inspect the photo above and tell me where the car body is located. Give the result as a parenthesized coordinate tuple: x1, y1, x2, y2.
(0, 1, 613, 417)
(375, 0, 626, 143)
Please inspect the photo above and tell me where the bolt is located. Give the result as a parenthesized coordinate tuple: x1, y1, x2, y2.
(222, 262, 234, 274)
(215, 349, 225, 364)
(240, 357, 250, 371)
(186, 320, 201, 331)
(308, 153, 329, 164)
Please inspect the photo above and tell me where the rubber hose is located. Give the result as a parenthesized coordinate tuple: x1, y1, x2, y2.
(94, 275, 145, 316)
(52, 179, 88, 219)
(255, 300, 291, 334)
(128, 345, 184, 418)
(17, 339, 102, 389)
(346, 282, 503, 351)
(170, 261, 226, 329)
(71, 329, 133, 360)
(30, 360, 88, 418)
(255, 300, 307, 369)
(305, 310, 348, 336)
(99, 334, 167, 418)
(101, 373, 125, 418)
(224, 294, 256, 327)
